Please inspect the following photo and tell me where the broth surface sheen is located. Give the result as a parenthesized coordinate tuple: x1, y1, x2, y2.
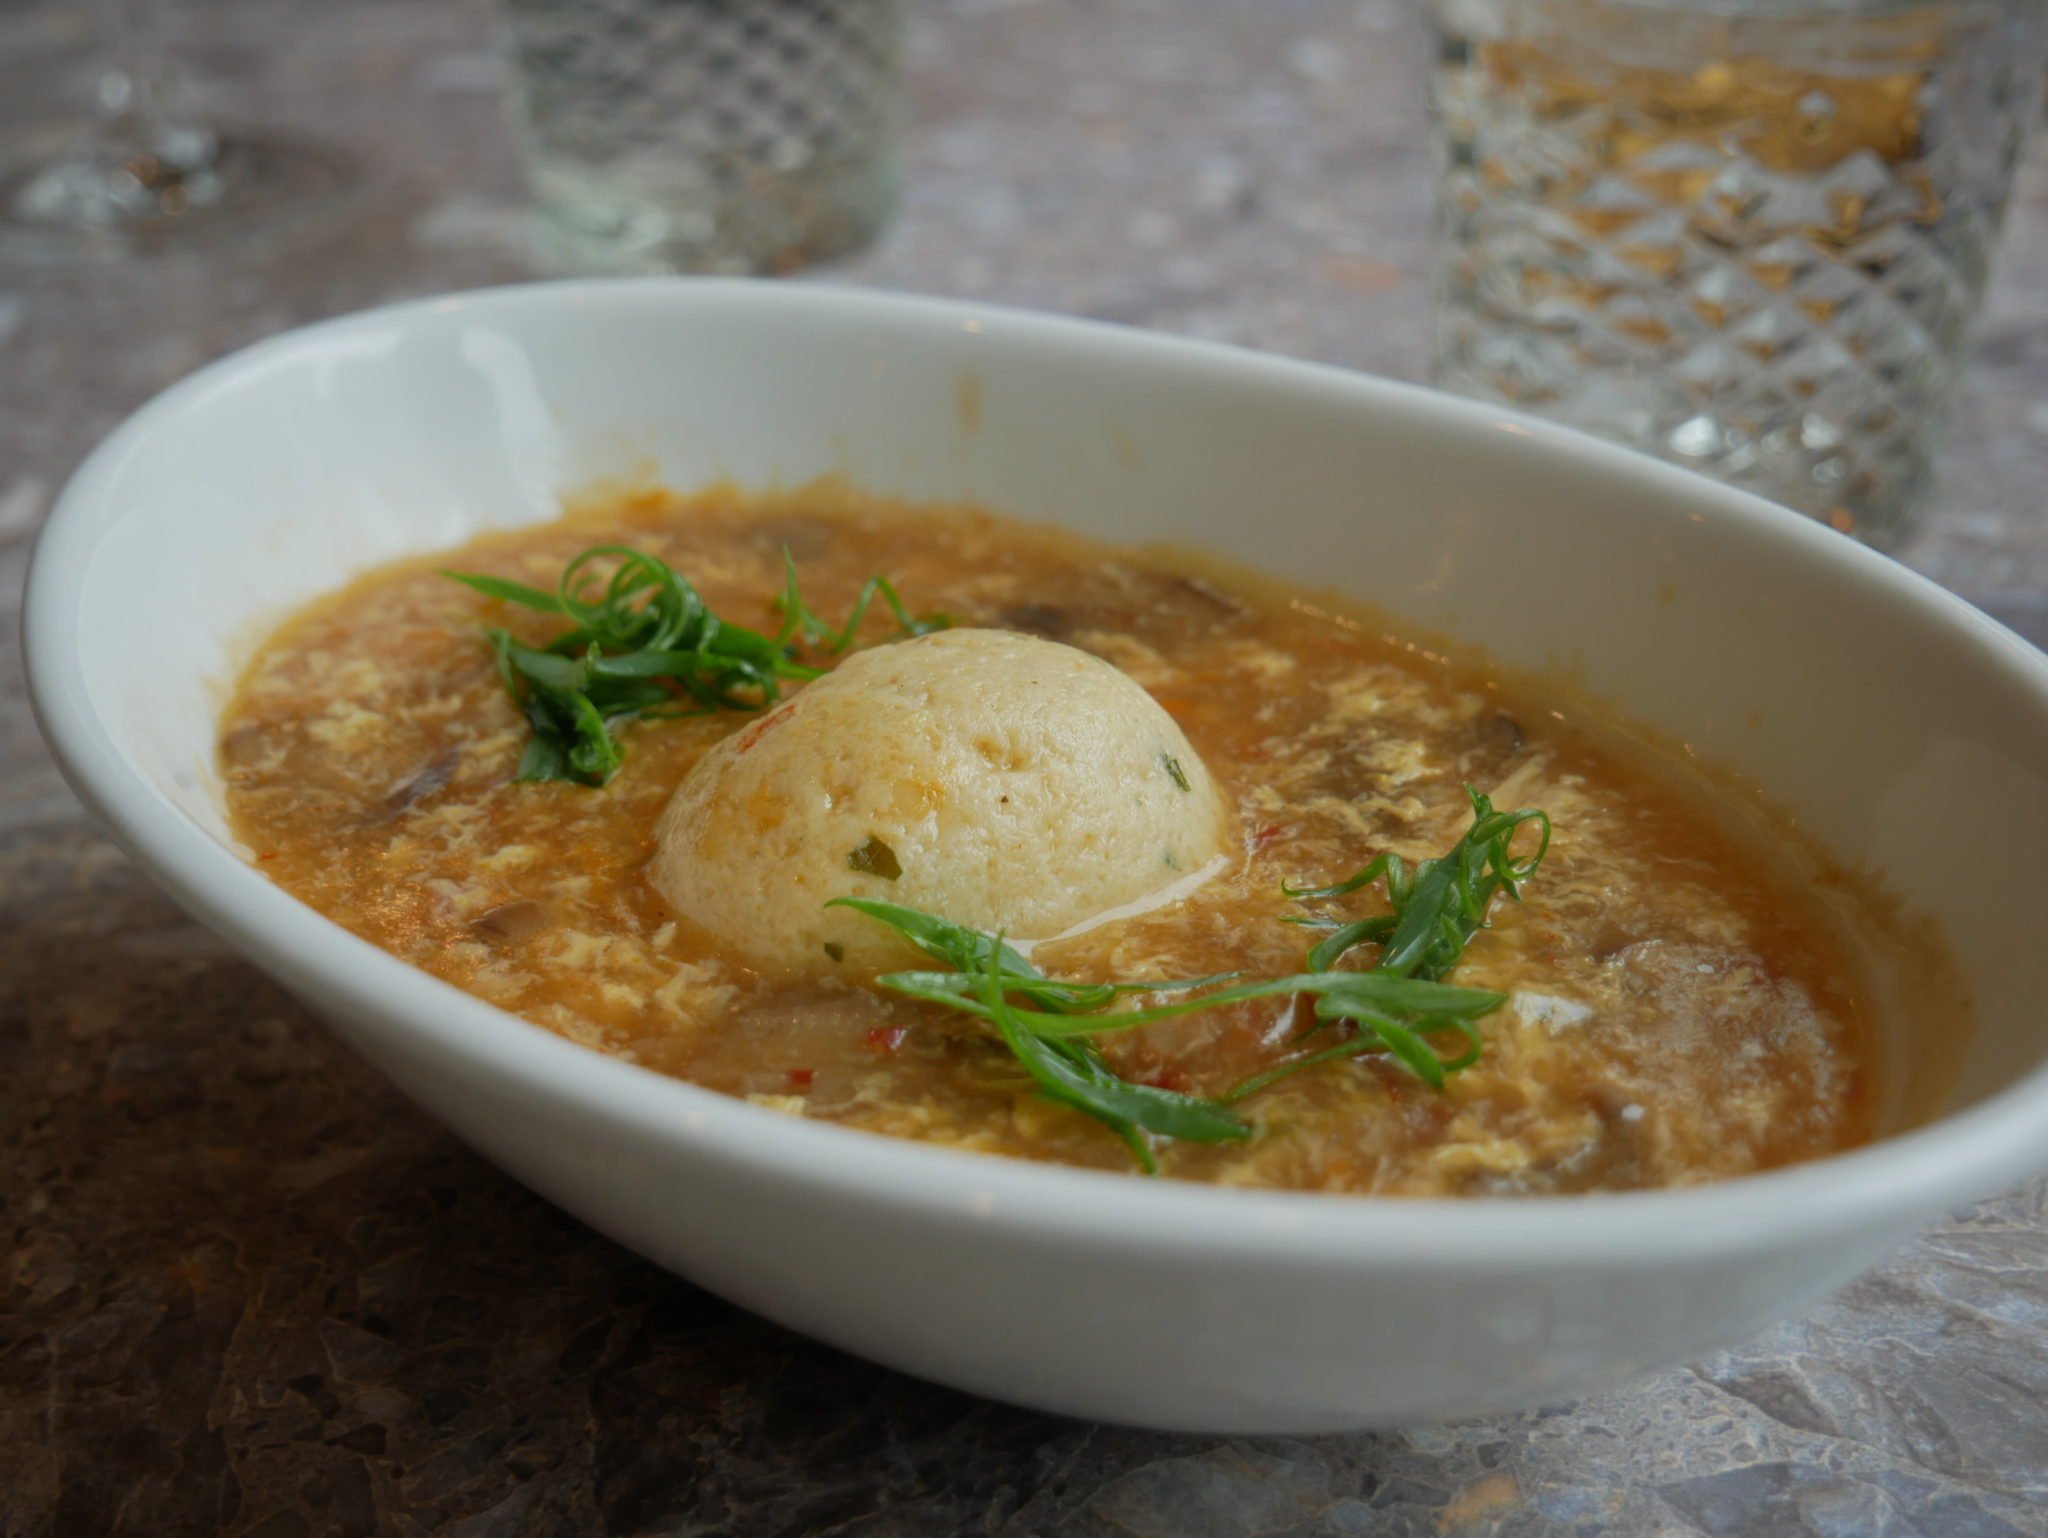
(221, 488, 1881, 1194)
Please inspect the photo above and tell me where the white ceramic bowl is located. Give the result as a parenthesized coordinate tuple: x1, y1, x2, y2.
(27, 281, 2048, 1432)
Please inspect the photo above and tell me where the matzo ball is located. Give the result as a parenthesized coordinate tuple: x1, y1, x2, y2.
(649, 628, 1231, 975)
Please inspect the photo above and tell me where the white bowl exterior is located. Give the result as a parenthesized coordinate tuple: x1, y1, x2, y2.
(334, 993, 1926, 1430)
(26, 281, 2048, 1430)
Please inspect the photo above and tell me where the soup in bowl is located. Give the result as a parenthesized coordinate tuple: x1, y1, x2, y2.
(26, 281, 2048, 1430)
(217, 482, 1918, 1196)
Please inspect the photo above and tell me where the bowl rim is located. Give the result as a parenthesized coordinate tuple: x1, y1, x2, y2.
(25, 276, 2048, 1265)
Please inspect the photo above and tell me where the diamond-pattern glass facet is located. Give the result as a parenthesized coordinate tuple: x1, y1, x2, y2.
(1432, 0, 2046, 544)
(496, 0, 903, 275)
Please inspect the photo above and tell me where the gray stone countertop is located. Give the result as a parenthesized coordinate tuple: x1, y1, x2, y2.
(3, 0, 2045, 1533)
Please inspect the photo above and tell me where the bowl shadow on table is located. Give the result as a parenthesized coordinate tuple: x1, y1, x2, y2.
(4, 827, 1463, 1536)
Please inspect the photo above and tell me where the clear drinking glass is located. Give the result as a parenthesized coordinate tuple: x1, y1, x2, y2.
(0, 0, 351, 262)
(1430, 0, 2047, 546)
(492, 0, 905, 276)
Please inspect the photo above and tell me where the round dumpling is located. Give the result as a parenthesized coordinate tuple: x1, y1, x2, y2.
(650, 627, 1231, 976)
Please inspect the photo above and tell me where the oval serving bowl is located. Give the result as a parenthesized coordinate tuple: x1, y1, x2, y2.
(26, 280, 2048, 1433)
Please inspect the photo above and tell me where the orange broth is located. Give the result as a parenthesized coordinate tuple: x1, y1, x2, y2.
(220, 487, 1893, 1194)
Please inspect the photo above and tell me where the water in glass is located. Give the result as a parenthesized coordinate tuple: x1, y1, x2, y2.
(495, 0, 903, 276)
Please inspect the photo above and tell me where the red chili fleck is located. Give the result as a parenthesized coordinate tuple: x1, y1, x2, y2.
(1142, 1066, 1191, 1093)
(257, 852, 278, 862)
(734, 707, 793, 755)
(864, 1026, 909, 1054)
(786, 1068, 815, 1087)
(1249, 822, 1290, 854)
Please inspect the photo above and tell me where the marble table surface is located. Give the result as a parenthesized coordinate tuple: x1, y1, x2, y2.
(4, 0, 2046, 1533)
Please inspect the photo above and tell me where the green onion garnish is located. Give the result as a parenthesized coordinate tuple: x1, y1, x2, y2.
(446, 543, 947, 786)
(1283, 787, 1550, 980)
(771, 549, 953, 652)
(829, 787, 1549, 1172)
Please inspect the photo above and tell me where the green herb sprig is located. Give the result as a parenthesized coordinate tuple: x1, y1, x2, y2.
(1285, 787, 1551, 978)
(828, 897, 1255, 1172)
(773, 550, 953, 652)
(828, 789, 1548, 1172)
(447, 544, 948, 786)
